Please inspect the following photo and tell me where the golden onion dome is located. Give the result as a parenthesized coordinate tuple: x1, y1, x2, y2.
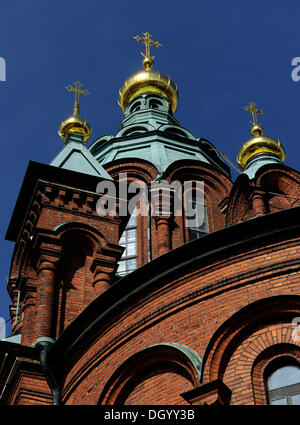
(58, 81, 92, 144)
(118, 32, 179, 114)
(237, 102, 285, 170)
(237, 123, 285, 170)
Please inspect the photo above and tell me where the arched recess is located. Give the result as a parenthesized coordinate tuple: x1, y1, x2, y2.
(158, 124, 196, 140)
(116, 123, 155, 138)
(226, 173, 251, 226)
(104, 157, 159, 184)
(165, 160, 233, 236)
(256, 166, 300, 213)
(201, 295, 300, 388)
(98, 343, 202, 405)
(52, 223, 109, 336)
(89, 135, 114, 157)
(53, 222, 109, 251)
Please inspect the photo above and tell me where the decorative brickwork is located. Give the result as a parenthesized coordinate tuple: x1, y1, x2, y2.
(227, 164, 300, 225)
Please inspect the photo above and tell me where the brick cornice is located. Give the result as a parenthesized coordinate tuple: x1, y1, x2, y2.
(6, 160, 113, 243)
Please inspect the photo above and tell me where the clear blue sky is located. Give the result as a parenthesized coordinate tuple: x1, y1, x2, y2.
(1, 0, 300, 333)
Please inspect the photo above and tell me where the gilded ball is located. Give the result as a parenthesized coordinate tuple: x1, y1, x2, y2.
(143, 56, 154, 71)
(251, 124, 264, 137)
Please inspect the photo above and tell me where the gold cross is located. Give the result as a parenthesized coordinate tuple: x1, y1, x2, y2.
(133, 32, 162, 59)
(243, 101, 264, 125)
(65, 81, 90, 105)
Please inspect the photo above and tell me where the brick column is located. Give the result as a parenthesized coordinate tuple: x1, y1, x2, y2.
(93, 270, 111, 296)
(155, 216, 171, 256)
(91, 245, 124, 298)
(151, 179, 173, 257)
(21, 291, 36, 346)
(34, 260, 57, 341)
(251, 190, 267, 216)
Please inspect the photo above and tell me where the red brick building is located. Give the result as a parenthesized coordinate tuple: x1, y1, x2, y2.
(1, 46, 300, 406)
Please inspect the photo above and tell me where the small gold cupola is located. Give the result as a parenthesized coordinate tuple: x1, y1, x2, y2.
(58, 81, 92, 143)
(118, 32, 179, 114)
(237, 101, 286, 170)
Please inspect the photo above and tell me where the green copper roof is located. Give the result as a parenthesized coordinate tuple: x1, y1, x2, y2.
(51, 133, 112, 179)
(242, 153, 283, 179)
(89, 94, 231, 177)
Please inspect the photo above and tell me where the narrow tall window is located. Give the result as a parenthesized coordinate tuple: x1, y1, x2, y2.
(267, 364, 300, 405)
(117, 211, 137, 276)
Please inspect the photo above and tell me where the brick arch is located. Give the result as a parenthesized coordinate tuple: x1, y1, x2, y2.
(201, 295, 300, 388)
(98, 343, 202, 405)
(104, 158, 159, 183)
(53, 222, 109, 253)
(251, 342, 300, 405)
(226, 173, 251, 226)
(222, 325, 300, 404)
(165, 160, 232, 233)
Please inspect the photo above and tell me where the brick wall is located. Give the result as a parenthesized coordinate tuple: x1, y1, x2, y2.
(54, 227, 300, 405)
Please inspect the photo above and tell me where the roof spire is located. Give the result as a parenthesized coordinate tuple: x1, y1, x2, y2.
(58, 81, 92, 143)
(65, 81, 91, 118)
(133, 32, 162, 71)
(243, 101, 265, 137)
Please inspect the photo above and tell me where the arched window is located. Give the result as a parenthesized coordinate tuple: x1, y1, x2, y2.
(117, 210, 137, 276)
(122, 126, 148, 137)
(116, 200, 151, 276)
(267, 363, 300, 405)
(130, 102, 141, 113)
(149, 99, 162, 110)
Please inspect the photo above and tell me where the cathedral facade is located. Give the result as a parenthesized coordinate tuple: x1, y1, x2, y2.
(1, 34, 300, 405)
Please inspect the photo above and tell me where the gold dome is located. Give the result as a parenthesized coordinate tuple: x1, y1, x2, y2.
(118, 69, 179, 114)
(118, 32, 179, 114)
(237, 123, 286, 170)
(58, 102, 91, 144)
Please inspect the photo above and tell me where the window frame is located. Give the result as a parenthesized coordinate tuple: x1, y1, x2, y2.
(265, 359, 300, 405)
(117, 212, 138, 277)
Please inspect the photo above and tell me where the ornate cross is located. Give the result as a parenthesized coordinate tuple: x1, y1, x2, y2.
(243, 101, 264, 125)
(65, 81, 90, 105)
(133, 32, 162, 59)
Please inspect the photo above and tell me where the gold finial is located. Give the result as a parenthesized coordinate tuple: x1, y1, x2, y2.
(133, 32, 162, 71)
(65, 81, 90, 117)
(243, 101, 265, 137)
(58, 81, 91, 143)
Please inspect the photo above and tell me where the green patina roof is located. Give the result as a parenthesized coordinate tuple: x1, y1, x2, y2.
(50, 133, 112, 180)
(88, 94, 231, 177)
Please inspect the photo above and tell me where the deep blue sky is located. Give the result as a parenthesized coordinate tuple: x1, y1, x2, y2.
(1, 0, 300, 333)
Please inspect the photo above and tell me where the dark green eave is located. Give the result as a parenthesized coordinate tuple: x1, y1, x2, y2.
(50, 206, 300, 371)
(89, 130, 231, 178)
(5, 160, 110, 242)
